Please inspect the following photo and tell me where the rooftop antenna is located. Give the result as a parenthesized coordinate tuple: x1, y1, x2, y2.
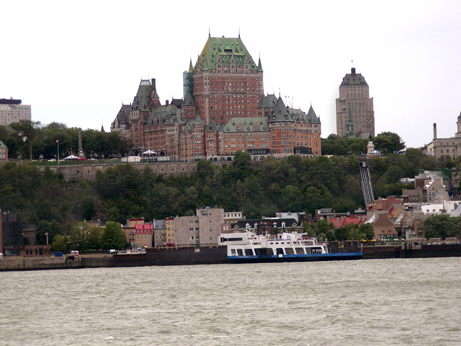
(278, 88, 281, 98)
(238, 27, 240, 38)
(351, 59, 354, 67)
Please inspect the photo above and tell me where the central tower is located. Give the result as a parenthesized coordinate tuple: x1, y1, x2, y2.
(188, 34, 264, 125)
(335, 67, 375, 137)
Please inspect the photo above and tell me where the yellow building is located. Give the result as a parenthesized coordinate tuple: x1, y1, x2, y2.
(165, 218, 175, 245)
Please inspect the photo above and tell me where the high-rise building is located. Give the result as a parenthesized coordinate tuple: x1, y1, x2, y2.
(0, 98, 31, 126)
(335, 68, 374, 137)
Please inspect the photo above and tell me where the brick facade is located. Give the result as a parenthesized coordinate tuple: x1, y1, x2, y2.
(111, 35, 322, 160)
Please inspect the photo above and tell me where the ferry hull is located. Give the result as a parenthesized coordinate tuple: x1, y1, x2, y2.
(227, 252, 363, 263)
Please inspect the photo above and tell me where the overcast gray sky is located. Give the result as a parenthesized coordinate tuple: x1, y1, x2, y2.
(1, 0, 460, 148)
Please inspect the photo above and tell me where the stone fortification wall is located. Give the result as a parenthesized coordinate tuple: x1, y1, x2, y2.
(37, 161, 199, 182)
(0, 256, 83, 271)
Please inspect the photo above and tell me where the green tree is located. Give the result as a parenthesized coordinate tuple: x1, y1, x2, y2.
(36, 220, 61, 245)
(343, 223, 366, 240)
(373, 132, 405, 155)
(52, 235, 68, 253)
(87, 227, 103, 250)
(81, 196, 97, 221)
(359, 223, 374, 240)
(423, 214, 461, 239)
(279, 185, 303, 212)
(324, 229, 336, 241)
(231, 150, 252, 182)
(303, 222, 316, 237)
(102, 222, 126, 250)
(316, 220, 335, 236)
(68, 222, 90, 252)
(10, 120, 41, 160)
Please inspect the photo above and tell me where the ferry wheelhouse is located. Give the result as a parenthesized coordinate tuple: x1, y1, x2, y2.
(219, 231, 362, 263)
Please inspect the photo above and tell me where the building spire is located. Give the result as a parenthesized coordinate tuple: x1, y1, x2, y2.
(257, 56, 263, 72)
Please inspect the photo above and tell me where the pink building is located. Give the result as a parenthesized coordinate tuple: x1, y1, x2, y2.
(135, 223, 153, 248)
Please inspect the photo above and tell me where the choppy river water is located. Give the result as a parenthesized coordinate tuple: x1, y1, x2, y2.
(1, 258, 460, 346)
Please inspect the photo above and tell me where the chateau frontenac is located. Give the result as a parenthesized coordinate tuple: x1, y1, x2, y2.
(111, 35, 321, 160)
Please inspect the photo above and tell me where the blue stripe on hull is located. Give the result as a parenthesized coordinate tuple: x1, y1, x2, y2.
(227, 252, 362, 263)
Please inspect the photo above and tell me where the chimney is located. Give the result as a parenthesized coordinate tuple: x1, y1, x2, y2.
(351, 67, 356, 75)
(165, 100, 169, 106)
(433, 123, 437, 139)
(151, 78, 156, 90)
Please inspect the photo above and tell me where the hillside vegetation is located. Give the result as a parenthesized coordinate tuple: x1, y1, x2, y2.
(1, 146, 456, 244)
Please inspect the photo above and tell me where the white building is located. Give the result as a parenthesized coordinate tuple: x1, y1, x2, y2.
(0, 98, 31, 126)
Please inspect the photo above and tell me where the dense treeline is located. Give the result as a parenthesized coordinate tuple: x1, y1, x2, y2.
(423, 214, 461, 239)
(322, 132, 406, 156)
(322, 132, 459, 170)
(0, 120, 131, 160)
(1, 146, 457, 245)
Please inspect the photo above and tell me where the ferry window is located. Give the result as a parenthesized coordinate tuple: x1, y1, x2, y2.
(244, 249, 253, 256)
(285, 248, 294, 255)
(312, 247, 322, 254)
(237, 249, 244, 256)
(231, 249, 236, 256)
(276, 248, 284, 255)
(295, 247, 305, 254)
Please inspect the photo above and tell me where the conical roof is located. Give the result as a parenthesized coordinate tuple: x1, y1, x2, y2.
(268, 97, 293, 123)
(184, 92, 195, 106)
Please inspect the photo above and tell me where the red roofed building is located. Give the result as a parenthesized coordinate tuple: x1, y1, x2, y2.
(328, 214, 367, 228)
(135, 223, 153, 248)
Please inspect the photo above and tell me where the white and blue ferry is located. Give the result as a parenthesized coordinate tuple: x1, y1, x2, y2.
(219, 231, 362, 263)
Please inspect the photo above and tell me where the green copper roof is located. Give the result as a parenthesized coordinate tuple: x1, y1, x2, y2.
(193, 114, 204, 124)
(306, 105, 320, 124)
(268, 97, 293, 123)
(224, 117, 269, 133)
(258, 94, 277, 108)
(0, 140, 7, 149)
(184, 92, 195, 106)
(133, 80, 154, 110)
(257, 57, 263, 72)
(195, 36, 258, 71)
(206, 118, 219, 132)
